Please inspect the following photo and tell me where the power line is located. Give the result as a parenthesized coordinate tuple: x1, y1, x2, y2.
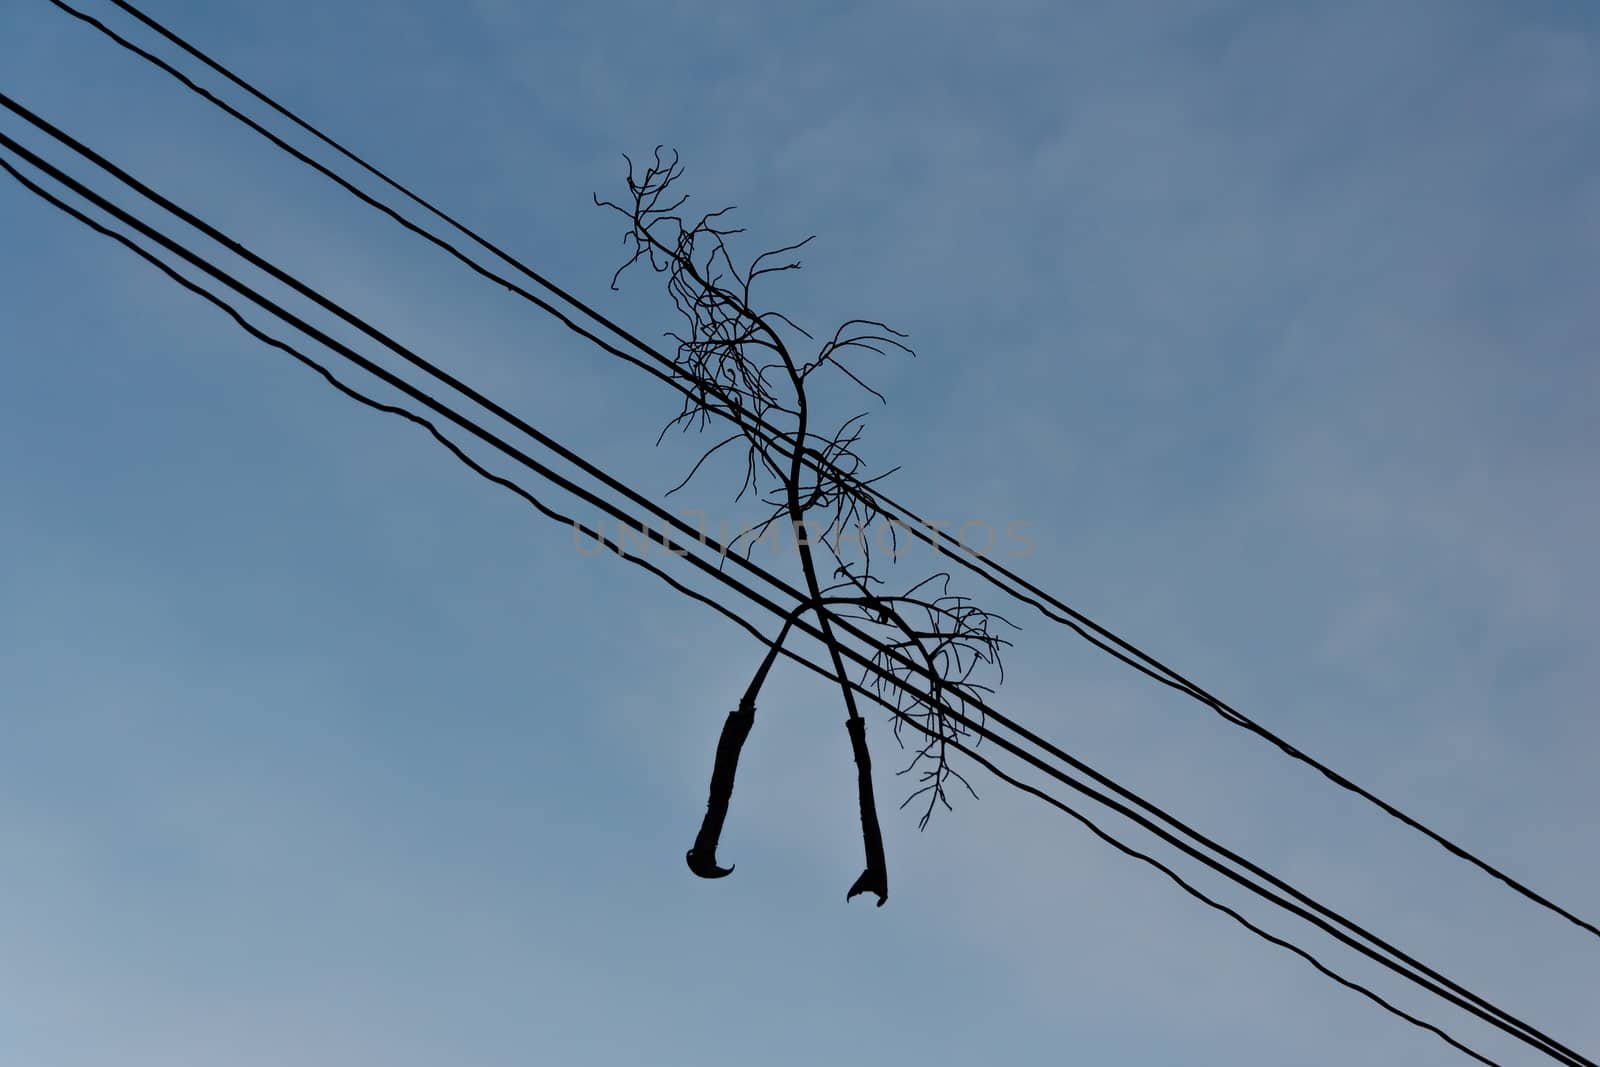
(1, 97, 1586, 1065)
(56, 0, 1600, 943)
(1, 112, 1589, 1067)
(0, 102, 1556, 1057)
(0, 147, 1518, 1067)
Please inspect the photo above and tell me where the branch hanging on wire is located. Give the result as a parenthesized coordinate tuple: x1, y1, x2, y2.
(597, 148, 1015, 903)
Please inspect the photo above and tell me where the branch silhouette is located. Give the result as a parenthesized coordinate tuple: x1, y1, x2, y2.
(597, 148, 1014, 905)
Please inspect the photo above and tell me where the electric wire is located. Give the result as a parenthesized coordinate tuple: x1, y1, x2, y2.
(0, 115, 1589, 1067)
(52, 0, 1600, 944)
(3, 77, 1595, 1062)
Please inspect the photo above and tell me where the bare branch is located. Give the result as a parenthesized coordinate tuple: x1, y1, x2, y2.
(597, 148, 1016, 903)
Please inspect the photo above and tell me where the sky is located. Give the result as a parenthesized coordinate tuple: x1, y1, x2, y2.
(2, 0, 1597, 1064)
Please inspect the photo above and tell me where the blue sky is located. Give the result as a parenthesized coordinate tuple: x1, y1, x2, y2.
(2, 1, 1597, 1063)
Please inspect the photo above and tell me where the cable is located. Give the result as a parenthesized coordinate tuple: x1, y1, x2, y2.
(0, 131, 1574, 1067)
(58, 0, 1600, 943)
(1, 103, 1586, 1064)
(1, 116, 1589, 1067)
(0, 149, 1515, 1067)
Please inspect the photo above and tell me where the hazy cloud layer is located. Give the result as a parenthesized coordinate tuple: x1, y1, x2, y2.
(2, 1, 1596, 1064)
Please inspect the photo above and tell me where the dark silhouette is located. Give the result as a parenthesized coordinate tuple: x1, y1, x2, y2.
(597, 149, 1013, 906)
